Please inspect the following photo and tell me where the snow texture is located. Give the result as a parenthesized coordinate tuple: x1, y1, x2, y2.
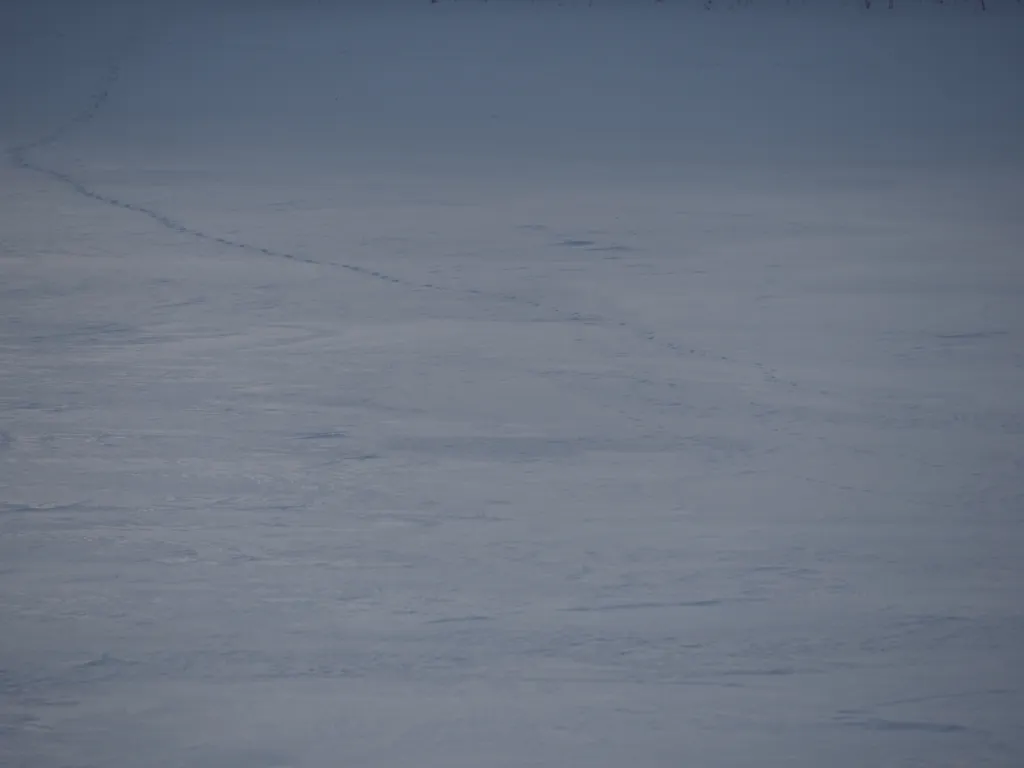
(2, 1, 1023, 766)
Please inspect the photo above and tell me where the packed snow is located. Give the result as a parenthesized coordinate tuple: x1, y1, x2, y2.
(2, 1, 1023, 766)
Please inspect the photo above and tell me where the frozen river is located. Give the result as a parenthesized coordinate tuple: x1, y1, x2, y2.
(2, 1, 1023, 766)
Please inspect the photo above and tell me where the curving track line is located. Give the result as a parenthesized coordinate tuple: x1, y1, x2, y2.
(5, 27, 800, 403)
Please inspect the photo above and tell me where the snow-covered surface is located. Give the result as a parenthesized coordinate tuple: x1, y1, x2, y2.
(2, 1, 1023, 765)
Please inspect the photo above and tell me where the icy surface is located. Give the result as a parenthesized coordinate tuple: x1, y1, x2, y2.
(2, 1, 1023, 766)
